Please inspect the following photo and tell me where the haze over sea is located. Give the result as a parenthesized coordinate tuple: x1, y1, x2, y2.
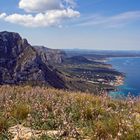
(108, 57, 140, 98)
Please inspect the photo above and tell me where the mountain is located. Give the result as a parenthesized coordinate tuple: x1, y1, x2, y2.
(0, 31, 66, 88)
(0, 31, 123, 93)
(34, 46, 66, 64)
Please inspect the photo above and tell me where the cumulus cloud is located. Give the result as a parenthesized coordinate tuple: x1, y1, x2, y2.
(19, 0, 77, 12)
(0, 0, 80, 27)
(4, 9, 80, 27)
(0, 13, 6, 19)
(19, 0, 62, 12)
(64, 0, 77, 8)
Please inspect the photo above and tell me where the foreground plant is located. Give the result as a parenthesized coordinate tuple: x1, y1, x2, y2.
(0, 85, 140, 139)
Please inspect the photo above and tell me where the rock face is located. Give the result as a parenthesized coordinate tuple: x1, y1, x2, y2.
(34, 46, 66, 64)
(0, 31, 66, 88)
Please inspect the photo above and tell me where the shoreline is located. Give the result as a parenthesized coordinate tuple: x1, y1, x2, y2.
(105, 58, 125, 93)
(114, 75, 124, 87)
(106, 75, 125, 95)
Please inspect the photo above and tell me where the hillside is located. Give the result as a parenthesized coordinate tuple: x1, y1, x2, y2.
(34, 46, 66, 64)
(0, 31, 124, 93)
(0, 31, 67, 88)
(0, 86, 140, 139)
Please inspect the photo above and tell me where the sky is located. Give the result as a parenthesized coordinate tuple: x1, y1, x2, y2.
(0, 0, 140, 50)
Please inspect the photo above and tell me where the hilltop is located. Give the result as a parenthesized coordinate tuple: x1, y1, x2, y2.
(0, 86, 140, 139)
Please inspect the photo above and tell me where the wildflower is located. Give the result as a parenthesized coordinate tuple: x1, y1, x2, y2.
(117, 132, 122, 136)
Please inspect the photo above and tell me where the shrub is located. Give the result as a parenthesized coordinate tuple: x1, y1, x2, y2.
(0, 117, 9, 133)
(11, 103, 30, 121)
(0, 86, 139, 139)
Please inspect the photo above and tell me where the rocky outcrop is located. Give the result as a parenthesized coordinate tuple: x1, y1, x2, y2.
(34, 46, 66, 64)
(9, 125, 61, 140)
(0, 31, 66, 88)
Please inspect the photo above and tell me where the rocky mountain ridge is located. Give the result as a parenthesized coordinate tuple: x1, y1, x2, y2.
(0, 31, 66, 88)
(34, 45, 66, 64)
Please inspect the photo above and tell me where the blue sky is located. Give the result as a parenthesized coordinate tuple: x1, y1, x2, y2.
(0, 0, 140, 50)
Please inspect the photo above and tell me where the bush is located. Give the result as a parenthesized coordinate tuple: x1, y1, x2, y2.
(11, 103, 30, 121)
(0, 86, 139, 139)
(0, 117, 9, 133)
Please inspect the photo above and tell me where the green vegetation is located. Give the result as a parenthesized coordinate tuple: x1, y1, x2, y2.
(0, 86, 140, 139)
(55, 56, 124, 92)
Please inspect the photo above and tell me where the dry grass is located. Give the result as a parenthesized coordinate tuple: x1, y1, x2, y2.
(0, 85, 140, 139)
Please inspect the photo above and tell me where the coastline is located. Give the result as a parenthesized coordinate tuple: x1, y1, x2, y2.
(105, 57, 125, 93)
(105, 57, 125, 87)
(114, 75, 124, 86)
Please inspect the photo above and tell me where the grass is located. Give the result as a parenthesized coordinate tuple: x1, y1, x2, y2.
(0, 85, 140, 139)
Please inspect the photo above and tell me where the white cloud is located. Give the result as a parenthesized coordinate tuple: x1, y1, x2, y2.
(4, 9, 80, 27)
(0, 0, 80, 27)
(75, 11, 140, 28)
(19, 0, 62, 13)
(19, 0, 77, 13)
(0, 13, 6, 19)
(64, 0, 77, 8)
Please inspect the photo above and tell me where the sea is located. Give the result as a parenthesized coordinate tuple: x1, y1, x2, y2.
(108, 57, 140, 99)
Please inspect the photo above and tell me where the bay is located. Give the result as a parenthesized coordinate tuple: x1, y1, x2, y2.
(108, 57, 140, 98)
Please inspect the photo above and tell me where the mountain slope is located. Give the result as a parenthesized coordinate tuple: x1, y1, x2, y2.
(0, 31, 123, 93)
(0, 31, 66, 88)
(34, 45, 66, 64)
(0, 86, 140, 139)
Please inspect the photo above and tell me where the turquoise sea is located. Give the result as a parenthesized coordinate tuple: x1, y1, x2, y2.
(108, 57, 140, 98)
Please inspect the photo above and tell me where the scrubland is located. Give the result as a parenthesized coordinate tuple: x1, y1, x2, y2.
(0, 86, 140, 139)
